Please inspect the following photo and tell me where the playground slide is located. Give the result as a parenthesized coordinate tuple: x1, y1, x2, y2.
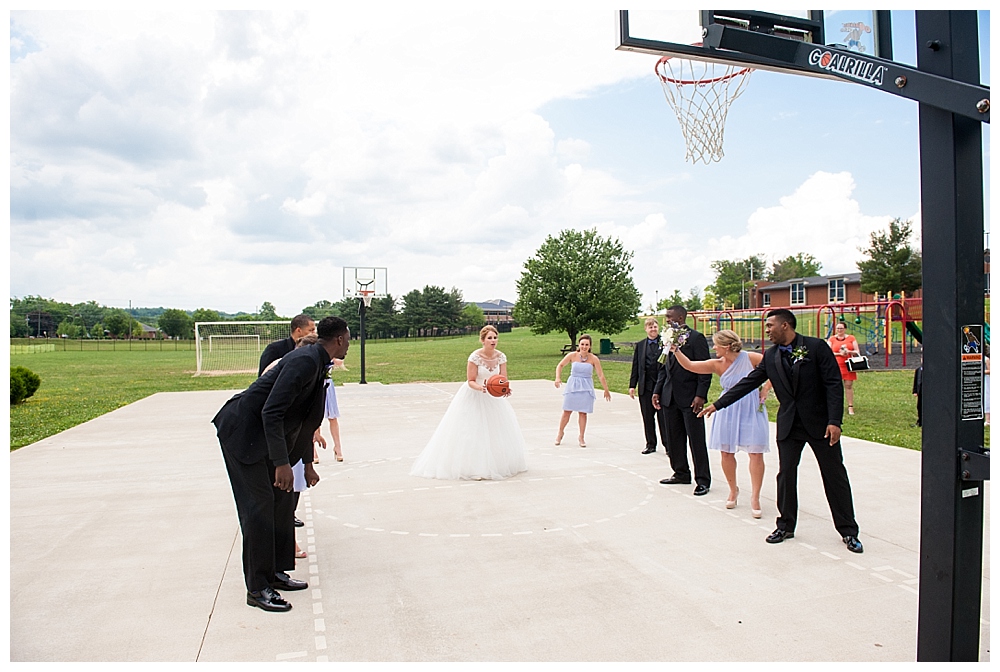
(905, 321, 923, 344)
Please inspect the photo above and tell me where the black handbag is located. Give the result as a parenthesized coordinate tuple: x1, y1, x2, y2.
(846, 355, 870, 372)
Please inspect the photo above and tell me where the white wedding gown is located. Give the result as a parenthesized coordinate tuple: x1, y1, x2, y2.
(410, 350, 527, 480)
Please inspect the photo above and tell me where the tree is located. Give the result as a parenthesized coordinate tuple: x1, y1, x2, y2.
(158, 308, 194, 339)
(10, 314, 29, 338)
(257, 301, 280, 320)
(769, 253, 823, 281)
(514, 228, 641, 347)
(402, 286, 464, 336)
(461, 303, 485, 329)
(56, 319, 81, 339)
(661, 290, 685, 312)
(709, 255, 768, 308)
(192, 308, 221, 324)
(684, 286, 703, 313)
(103, 309, 132, 338)
(701, 286, 719, 311)
(857, 218, 923, 296)
(301, 300, 340, 321)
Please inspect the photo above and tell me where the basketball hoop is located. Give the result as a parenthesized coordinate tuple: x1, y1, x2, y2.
(357, 290, 374, 308)
(655, 47, 752, 164)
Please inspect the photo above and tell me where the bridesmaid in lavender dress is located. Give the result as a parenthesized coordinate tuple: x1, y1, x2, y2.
(554, 334, 611, 447)
(672, 330, 771, 518)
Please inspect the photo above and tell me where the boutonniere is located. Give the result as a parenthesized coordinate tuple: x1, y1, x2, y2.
(657, 326, 691, 364)
(791, 345, 809, 363)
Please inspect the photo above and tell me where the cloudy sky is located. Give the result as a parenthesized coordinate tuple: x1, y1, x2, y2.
(9, 8, 991, 315)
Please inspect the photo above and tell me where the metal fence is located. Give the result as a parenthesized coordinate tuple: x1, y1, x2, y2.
(10, 338, 198, 354)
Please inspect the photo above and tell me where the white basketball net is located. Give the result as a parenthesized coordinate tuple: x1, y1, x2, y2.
(655, 56, 752, 164)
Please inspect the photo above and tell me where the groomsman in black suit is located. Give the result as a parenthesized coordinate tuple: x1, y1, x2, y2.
(214, 316, 350, 611)
(652, 305, 713, 496)
(700, 308, 863, 553)
(258, 314, 316, 376)
(629, 317, 669, 454)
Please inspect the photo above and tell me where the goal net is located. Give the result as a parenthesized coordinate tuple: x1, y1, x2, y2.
(194, 321, 289, 375)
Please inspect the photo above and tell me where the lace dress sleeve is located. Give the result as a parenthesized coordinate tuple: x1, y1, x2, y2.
(498, 351, 507, 365)
(468, 351, 481, 366)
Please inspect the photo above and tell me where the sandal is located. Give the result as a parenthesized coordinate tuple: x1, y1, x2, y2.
(295, 547, 307, 559)
(848, 406, 855, 416)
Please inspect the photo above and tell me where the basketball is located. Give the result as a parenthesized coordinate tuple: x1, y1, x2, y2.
(485, 374, 510, 397)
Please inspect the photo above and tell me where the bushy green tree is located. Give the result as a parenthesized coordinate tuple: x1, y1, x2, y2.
(402, 286, 464, 336)
(56, 319, 81, 339)
(709, 255, 768, 309)
(857, 218, 922, 296)
(685, 287, 703, 313)
(103, 309, 133, 338)
(192, 308, 222, 324)
(514, 228, 641, 347)
(158, 308, 194, 339)
(769, 253, 823, 281)
(257, 301, 280, 320)
(461, 303, 485, 329)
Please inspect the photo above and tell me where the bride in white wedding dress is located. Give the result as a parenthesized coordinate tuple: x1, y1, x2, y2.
(410, 325, 527, 480)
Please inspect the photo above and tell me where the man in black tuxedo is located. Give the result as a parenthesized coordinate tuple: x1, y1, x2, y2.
(214, 316, 350, 611)
(258, 314, 316, 376)
(652, 305, 713, 496)
(629, 317, 669, 455)
(699, 308, 862, 553)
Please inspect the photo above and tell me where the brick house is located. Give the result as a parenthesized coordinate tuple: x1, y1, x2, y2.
(750, 272, 923, 309)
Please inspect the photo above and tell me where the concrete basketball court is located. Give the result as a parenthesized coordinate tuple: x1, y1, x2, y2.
(9, 381, 991, 662)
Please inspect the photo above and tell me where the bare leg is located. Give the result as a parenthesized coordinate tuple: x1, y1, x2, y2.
(748, 453, 765, 513)
(845, 380, 855, 413)
(328, 418, 343, 460)
(720, 451, 738, 504)
(556, 411, 571, 444)
(578, 413, 588, 446)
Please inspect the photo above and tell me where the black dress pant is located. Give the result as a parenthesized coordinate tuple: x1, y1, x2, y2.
(221, 446, 296, 592)
(775, 420, 859, 537)
(663, 403, 711, 487)
(638, 389, 668, 452)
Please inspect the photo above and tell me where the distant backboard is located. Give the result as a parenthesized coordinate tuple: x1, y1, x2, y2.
(343, 267, 388, 299)
(617, 10, 893, 78)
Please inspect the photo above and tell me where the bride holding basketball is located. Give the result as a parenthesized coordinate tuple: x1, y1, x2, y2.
(410, 325, 527, 480)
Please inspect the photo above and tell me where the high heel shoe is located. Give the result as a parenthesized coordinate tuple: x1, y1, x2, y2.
(750, 498, 762, 518)
(726, 488, 739, 509)
(555, 431, 564, 446)
(848, 405, 855, 415)
(336, 453, 344, 462)
(578, 436, 586, 447)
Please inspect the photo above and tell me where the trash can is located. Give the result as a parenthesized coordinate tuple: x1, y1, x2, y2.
(599, 338, 613, 355)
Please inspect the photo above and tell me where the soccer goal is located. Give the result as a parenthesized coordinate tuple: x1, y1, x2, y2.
(194, 321, 289, 375)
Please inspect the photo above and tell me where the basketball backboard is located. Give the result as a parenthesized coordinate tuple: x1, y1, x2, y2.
(618, 10, 893, 78)
(342, 266, 388, 300)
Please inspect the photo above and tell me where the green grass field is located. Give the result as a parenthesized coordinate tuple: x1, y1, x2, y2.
(12, 324, 978, 452)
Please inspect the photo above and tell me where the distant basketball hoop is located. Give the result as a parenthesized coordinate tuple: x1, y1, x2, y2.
(655, 47, 752, 164)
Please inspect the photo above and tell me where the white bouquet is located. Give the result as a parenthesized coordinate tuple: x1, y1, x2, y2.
(657, 326, 691, 364)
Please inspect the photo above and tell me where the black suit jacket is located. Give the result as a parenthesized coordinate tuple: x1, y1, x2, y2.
(713, 334, 844, 440)
(629, 338, 664, 393)
(653, 329, 712, 407)
(258, 337, 295, 377)
(214, 342, 331, 465)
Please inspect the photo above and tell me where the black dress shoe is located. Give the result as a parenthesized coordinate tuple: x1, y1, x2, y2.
(294, 517, 304, 528)
(272, 572, 308, 591)
(766, 529, 794, 544)
(247, 586, 292, 612)
(693, 484, 710, 496)
(843, 535, 864, 553)
(659, 475, 692, 485)
(641, 447, 656, 454)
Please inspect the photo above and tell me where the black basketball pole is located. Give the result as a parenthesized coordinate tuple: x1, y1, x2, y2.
(915, 10, 987, 662)
(358, 298, 368, 384)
